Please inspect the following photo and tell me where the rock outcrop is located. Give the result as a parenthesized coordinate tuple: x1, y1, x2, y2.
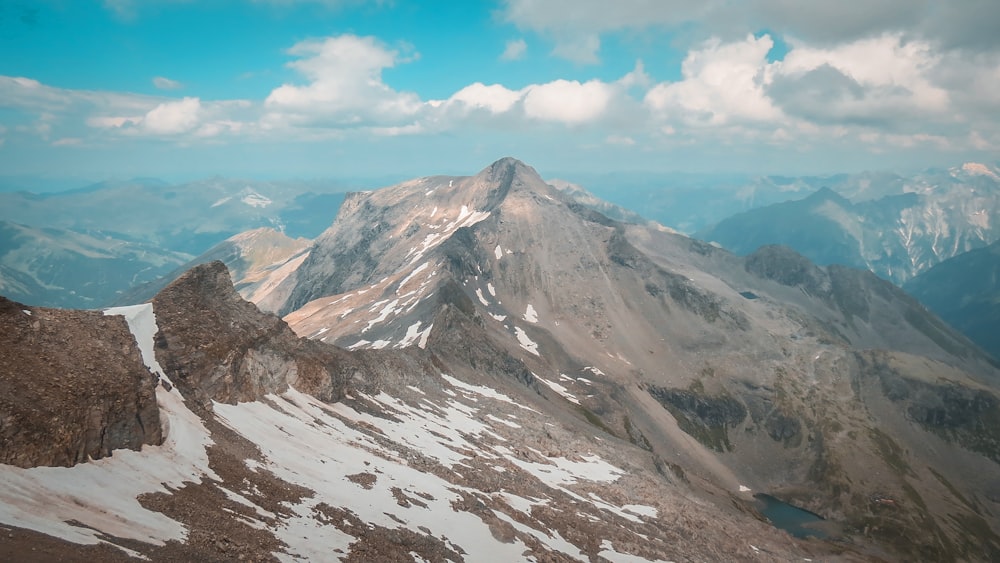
(150, 260, 351, 408)
(0, 296, 161, 468)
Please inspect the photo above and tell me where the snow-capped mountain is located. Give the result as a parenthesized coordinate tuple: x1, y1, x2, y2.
(2, 158, 1000, 561)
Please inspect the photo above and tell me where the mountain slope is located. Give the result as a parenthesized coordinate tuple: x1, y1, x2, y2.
(271, 157, 1000, 560)
(115, 227, 311, 311)
(905, 239, 1000, 361)
(698, 162, 1000, 285)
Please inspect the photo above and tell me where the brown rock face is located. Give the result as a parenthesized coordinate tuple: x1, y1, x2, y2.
(150, 260, 350, 407)
(0, 296, 162, 468)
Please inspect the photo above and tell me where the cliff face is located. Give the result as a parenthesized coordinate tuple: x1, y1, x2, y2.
(0, 296, 162, 468)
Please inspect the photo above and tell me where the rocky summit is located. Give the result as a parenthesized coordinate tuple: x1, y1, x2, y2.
(2, 158, 1000, 562)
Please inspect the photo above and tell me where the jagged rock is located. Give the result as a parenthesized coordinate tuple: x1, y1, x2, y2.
(0, 296, 161, 468)
(150, 260, 350, 407)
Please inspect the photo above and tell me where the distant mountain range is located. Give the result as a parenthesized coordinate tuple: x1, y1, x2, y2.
(4, 163, 998, 310)
(0, 177, 347, 307)
(699, 162, 1000, 285)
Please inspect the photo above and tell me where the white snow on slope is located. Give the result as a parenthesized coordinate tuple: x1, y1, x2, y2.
(514, 326, 540, 356)
(104, 304, 171, 385)
(537, 376, 580, 405)
(524, 304, 538, 323)
(214, 389, 534, 562)
(475, 288, 490, 306)
(241, 191, 272, 208)
(397, 321, 433, 349)
(397, 261, 430, 294)
(494, 244, 503, 260)
(210, 370, 646, 563)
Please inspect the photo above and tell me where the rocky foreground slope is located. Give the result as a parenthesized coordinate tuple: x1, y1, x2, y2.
(2, 158, 1000, 562)
(1, 261, 835, 562)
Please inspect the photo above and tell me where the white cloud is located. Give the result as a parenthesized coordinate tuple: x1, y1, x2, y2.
(523, 79, 614, 124)
(769, 34, 951, 128)
(264, 35, 422, 128)
(142, 97, 202, 134)
(152, 76, 183, 90)
(645, 35, 781, 126)
(500, 38, 527, 61)
(448, 83, 523, 114)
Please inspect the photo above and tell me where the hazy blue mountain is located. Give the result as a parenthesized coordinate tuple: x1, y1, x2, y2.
(0, 220, 190, 307)
(0, 178, 348, 307)
(905, 239, 1000, 360)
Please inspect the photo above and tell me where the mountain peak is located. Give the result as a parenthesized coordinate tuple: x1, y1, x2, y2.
(478, 156, 536, 179)
(805, 186, 850, 204)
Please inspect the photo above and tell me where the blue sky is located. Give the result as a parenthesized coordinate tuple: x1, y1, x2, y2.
(1, 0, 998, 181)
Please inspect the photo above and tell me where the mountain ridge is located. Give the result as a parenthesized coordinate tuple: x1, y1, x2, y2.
(2, 157, 1000, 561)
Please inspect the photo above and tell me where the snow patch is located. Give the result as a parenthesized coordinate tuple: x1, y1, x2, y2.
(475, 288, 490, 306)
(537, 377, 579, 405)
(104, 303, 170, 386)
(514, 326, 540, 356)
(494, 245, 503, 260)
(524, 304, 538, 323)
(397, 261, 430, 293)
(241, 192, 272, 208)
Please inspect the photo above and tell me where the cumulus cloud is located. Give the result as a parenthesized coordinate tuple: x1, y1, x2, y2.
(500, 38, 527, 61)
(3, 18, 997, 163)
(142, 97, 202, 134)
(522, 79, 614, 123)
(152, 76, 183, 90)
(770, 34, 950, 130)
(264, 35, 423, 128)
(447, 83, 522, 114)
(645, 35, 781, 126)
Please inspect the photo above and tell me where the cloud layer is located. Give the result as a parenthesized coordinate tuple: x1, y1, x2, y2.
(2, 0, 999, 172)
